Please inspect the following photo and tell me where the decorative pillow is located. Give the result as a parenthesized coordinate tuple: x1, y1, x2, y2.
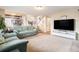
(2, 28, 13, 33)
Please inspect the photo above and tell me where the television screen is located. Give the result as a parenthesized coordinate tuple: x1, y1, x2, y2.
(54, 19, 74, 30)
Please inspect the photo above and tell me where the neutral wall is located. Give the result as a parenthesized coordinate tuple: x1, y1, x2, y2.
(0, 8, 5, 16)
(51, 8, 79, 34)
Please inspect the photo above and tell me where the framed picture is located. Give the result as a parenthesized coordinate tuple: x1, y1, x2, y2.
(12, 17, 23, 26)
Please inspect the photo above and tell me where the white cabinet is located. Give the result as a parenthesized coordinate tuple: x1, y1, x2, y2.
(53, 30, 76, 39)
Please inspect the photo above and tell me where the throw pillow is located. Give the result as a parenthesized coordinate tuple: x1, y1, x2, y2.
(2, 28, 13, 33)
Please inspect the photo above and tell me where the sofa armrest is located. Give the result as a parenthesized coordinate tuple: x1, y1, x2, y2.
(0, 39, 28, 52)
(14, 30, 19, 33)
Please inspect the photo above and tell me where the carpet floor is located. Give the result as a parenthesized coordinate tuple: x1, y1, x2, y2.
(25, 33, 79, 52)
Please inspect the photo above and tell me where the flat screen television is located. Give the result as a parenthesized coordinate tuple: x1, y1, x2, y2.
(54, 19, 74, 30)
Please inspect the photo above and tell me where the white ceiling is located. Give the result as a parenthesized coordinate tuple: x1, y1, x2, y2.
(0, 6, 79, 16)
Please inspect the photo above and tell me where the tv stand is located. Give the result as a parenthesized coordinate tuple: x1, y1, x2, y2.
(53, 30, 76, 40)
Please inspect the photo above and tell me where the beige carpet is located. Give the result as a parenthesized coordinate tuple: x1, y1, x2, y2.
(25, 33, 79, 52)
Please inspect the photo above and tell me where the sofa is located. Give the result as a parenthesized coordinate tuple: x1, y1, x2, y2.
(0, 28, 17, 39)
(0, 36, 28, 52)
(3, 32, 17, 39)
(1, 26, 38, 39)
(0, 29, 29, 52)
(14, 26, 38, 39)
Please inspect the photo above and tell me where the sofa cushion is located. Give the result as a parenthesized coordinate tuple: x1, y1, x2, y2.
(3, 33, 17, 38)
(14, 26, 35, 32)
(6, 36, 19, 42)
(19, 31, 32, 35)
(14, 26, 23, 32)
(14, 26, 38, 39)
(26, 26, 35, 30)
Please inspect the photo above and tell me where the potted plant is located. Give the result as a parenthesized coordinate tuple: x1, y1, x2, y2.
(0, 16, 6, 29)
(0, 16, 6, 44)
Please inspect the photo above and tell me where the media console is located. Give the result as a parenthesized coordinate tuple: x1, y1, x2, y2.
(53, 30, 76, 40)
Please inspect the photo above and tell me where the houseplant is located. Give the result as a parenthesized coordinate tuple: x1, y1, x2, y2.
(0, 16, 6, 44)
(0, 16, 6, 29)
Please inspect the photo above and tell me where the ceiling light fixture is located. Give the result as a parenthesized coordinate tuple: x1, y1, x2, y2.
(34, 6, 45, 10)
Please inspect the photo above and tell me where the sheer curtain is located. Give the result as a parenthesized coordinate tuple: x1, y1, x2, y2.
(5, 17, 14, 28)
